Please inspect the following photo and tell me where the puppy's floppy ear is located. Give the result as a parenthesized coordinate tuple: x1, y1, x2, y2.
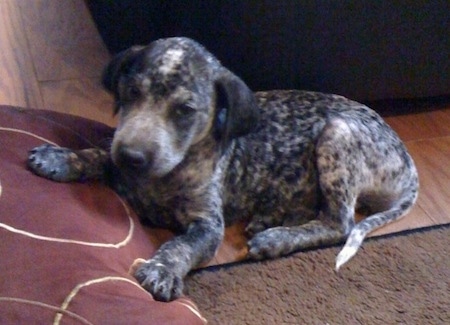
(214, 70, 260, 146)
(102, 46, 145, 95)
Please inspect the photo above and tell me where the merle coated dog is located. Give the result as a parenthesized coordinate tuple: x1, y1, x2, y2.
(28, 37, 419, 302)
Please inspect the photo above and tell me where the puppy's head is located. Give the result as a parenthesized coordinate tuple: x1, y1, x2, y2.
(103, 37, 259, 178)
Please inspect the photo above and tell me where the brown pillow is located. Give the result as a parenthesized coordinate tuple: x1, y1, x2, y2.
(0, 106, 206, 324)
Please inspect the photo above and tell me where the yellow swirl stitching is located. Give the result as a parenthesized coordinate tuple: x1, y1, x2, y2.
(54, 276, 151, 325)
(0, 193, 134, 248)
(54, 277, 206, 325)
(0, 297, 94, 325)
(0, 126, 59, 146)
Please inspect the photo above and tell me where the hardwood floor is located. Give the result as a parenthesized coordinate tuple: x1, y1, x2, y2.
(0, 0, 43, 109)
(0, 0, 449, 251)
(0, 0, 115, 125)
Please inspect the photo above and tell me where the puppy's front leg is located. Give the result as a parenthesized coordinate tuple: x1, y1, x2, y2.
(28, 144, 110, 182)
(135, 216, 224, 302)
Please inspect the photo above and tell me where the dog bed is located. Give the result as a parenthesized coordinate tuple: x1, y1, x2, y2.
(0, 105, 206, 324)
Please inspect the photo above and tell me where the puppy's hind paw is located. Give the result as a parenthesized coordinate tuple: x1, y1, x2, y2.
(247, 227, 295, 260)
(28, 144, 84, 182)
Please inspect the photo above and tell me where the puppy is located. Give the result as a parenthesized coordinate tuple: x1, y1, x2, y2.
(28, 37, 419, 302)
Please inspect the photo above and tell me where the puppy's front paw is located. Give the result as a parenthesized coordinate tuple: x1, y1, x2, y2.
(28, 144, 83, 182)
(134, 260, 184, 302)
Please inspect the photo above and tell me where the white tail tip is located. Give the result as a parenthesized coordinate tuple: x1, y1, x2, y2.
(335, 245, 358, 271)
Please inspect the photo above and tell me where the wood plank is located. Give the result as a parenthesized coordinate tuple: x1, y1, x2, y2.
(17, 0, 110, 81)
(0, 0, 44, 108)
(207, 223, 248, 266)
(40, 78, 116, 126)
(370, 204, 434, 237)
(371, 110, 450, 235)
(407, 137, 450, 225)
(385, 108, 450, 141)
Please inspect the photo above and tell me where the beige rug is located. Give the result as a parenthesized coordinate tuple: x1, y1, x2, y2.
(185, 225, 450, 324)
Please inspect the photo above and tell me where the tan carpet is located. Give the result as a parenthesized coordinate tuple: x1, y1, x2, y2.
(185, 225, 450, 324)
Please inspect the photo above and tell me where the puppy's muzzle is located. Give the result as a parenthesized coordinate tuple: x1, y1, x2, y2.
(116, 146, 154, 172)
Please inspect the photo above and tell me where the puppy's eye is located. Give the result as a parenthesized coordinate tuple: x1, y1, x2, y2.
(125, 85, 141, 100)
(172, 104, 196, 119)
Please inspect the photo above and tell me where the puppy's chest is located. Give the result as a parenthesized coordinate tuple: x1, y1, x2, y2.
(117, 170, 219, 231)
(111, 175, 179, 230)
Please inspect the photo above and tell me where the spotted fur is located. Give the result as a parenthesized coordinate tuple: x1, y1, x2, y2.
(28, 37, 419, 302)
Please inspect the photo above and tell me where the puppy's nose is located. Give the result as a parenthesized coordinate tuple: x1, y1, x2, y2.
(117, 147, 152, 170)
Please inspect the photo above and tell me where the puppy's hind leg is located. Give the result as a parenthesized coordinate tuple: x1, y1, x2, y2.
(248, 118, 357, 260)
(316, 117, 419, 270)
(315, 117, 365, 268)
(246, 179, 355, 260)
(247, 218, 345, 260)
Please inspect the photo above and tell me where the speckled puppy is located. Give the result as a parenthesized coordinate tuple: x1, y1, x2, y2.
(28, 37, 419, 302)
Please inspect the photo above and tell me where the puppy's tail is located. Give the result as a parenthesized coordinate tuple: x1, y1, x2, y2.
(335, 188, 418, 271)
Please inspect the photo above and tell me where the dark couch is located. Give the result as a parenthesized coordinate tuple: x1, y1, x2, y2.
(87, 1, 449, 110)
